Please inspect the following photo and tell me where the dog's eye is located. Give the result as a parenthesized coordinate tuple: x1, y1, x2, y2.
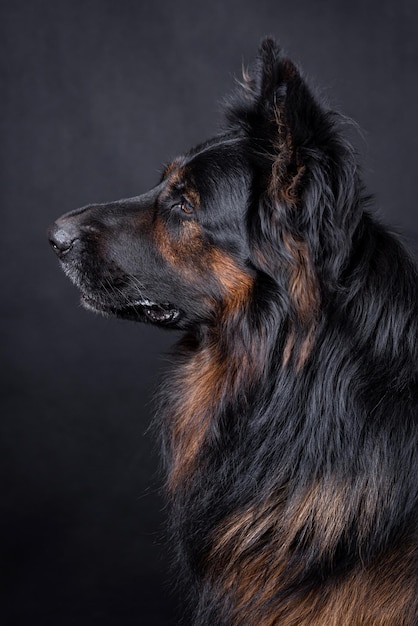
(173, 198, 194, 215)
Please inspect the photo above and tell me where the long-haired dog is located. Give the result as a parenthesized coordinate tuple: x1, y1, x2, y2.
(49, 39, 418, 625)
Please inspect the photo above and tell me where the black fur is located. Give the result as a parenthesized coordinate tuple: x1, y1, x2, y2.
(49, 39, 418, 624)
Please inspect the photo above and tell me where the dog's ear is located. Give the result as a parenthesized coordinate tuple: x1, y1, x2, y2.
(227, 38, 325, 209)
(228, 39, 362, 283)
(228, 40, 363, 367)
(226, 39, 310, 137)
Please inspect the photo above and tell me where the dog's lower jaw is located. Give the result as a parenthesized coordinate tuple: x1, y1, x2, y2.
(80, 294, 180, 324)
(138, 301, 180, 323)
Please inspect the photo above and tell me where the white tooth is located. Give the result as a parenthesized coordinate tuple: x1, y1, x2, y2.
(132, 298, 157, 307)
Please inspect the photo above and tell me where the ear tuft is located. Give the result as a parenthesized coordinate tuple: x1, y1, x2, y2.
(243, 38, 293, 107)
(257, 37, 283, 102)
(226, 38, 305, 133)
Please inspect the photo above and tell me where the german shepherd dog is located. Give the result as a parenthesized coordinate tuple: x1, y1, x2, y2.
(49, 40, 417, 625)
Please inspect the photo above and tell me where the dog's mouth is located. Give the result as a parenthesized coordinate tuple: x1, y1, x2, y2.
(80, 294, 181, 324)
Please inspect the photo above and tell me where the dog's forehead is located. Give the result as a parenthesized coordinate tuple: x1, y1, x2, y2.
(162, 135, 247, 179)
(159, 134, 251, 210)
(186, 136, 251, 189)
(187, 135, 245, 168)
(187, 134, 244, 160)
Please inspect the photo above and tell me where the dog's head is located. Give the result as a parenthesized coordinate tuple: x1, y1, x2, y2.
(49, 39, 362, 335)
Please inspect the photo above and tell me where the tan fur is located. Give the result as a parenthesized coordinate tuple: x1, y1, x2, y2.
(161, 158, 182, 180)
(210, 249, 254, 316)
(166, 249, 254, 489)
(153, 217, 203, 269)
(168, 343, 223, 490)
(208, 481, 417, 625)
(282, 234, 319, 368)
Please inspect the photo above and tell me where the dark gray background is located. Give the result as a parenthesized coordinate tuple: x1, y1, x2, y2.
(1, 1, 417, 624)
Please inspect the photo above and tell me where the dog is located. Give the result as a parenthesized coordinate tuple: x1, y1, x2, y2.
(48, 39, 418, 625)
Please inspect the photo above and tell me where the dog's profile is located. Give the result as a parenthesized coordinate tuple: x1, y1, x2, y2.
(49, 39, 418, 625)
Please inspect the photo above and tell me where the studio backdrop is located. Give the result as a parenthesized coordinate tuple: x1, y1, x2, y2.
(1, 1, 417, 624)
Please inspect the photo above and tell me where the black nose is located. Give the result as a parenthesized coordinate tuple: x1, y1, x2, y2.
(48, 218, 80, 258)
